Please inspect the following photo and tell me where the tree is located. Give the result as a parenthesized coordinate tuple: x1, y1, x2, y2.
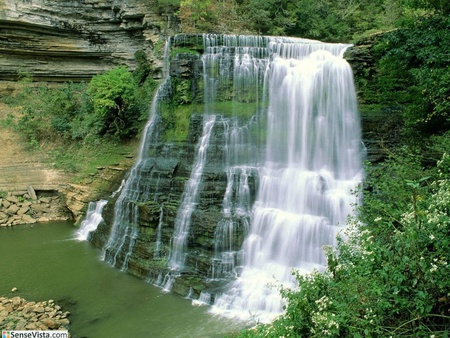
(85, 66, 140, 139)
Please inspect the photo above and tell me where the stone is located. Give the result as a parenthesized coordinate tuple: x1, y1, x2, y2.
(6, 196, 19, 204)
(25, 323, 39, 330)
(59, 318, 70, 326)
(21, 214, 36, 224)
(11, 297, 21, 306)
(31, 204, 49, 213)
(42, 318, 59, 329)
(0, 0, 180, 82)
(17, 206, 30, 215)
(27, 186, 38, 200)
(11, 287, 18, 293)
(6, 204, 19, 215)
(15, 319, 28, 330)
(33, 306, 45, 313)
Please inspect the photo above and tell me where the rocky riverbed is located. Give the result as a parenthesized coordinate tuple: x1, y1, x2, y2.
(0, 295, 71, 333)
(0, 187, 71, 227)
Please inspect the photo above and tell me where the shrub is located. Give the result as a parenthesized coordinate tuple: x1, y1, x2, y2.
(84, 66, 140, 140)
(238, 151, 450, 337)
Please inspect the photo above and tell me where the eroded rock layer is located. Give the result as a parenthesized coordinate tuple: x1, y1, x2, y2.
(0, 0, 179, 81)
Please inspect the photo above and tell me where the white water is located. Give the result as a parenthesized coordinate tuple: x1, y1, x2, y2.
(209, 36, 363, 323)
(76, 200, 107, 241)
(96, 33, 363, 325)
(154, 204, 164, 259)
(211, 121, 256, 280)
(102, 77, 170, 267)
(168, 115, 217, 271)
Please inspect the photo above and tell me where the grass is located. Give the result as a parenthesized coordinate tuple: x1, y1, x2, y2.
(48, 139, 139, 183)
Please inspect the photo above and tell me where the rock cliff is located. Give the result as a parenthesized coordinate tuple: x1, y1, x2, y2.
(89, 35, 400, 299)
(0, 0, 179, 81)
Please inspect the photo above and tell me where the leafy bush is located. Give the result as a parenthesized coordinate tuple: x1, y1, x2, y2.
(237, 150, 450, 337)
(84, 66, 140, 140)
(14, 82, 84, 148)
(369, 15, 450, 136)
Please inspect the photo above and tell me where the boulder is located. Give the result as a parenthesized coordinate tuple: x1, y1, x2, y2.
(6, 204, 19, 215)
(27, 186, 38, 200)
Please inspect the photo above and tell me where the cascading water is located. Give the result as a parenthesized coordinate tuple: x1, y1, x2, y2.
(101, 76, 170, 269)
(210, 123, 256, 280)
(209, 37, 363, 323)
(92, 33, 363, 325)
(76, 200, 107, 241)
(168, 114, 217, 271)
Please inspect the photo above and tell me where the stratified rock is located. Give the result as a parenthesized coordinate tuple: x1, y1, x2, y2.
(0, 0, 180, 82)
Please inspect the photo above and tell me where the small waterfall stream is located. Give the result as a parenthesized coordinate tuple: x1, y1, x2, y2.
(168, 115, 217, 271)
(101, 76, 170, 268)
(76, 200, 107, 241)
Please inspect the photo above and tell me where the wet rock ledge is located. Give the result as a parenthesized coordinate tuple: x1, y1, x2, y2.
(0, 186, 71, 227)
(0, 296, 71, 332)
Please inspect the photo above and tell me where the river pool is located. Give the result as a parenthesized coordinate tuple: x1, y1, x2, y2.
(0, 222, 244, 337)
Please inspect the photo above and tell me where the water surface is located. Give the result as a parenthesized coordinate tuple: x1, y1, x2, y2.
(0, 222, 243, 337)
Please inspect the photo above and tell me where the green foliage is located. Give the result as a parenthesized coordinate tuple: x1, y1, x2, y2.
(133, 50, 153, 85)
(161, 102, 194, 142)
(366, 15, 450, 136)
(9, 67, 150, 146)
(406, 0, 450, 14)
(238, 147, 450, 337)
(12, 82, 85, 149)
(49, 140, 137, 179)
(84, 66, 140, 140)
(154, 0, 180, 14)
(178, 0, 250, 34)
(235, 0, 402, 42)
(5, 64, 157, 178)
(170, 47, 200, 58)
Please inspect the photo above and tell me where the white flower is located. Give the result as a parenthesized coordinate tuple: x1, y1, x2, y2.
(429, 234, 435, 240)
(430, 263, 438, 273)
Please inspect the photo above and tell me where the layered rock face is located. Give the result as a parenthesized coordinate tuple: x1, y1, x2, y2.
(91, 112, 247, 297)
(0, 0, 179, 81)
(90, 47, 257, 297)
(90, 36, 394, 299)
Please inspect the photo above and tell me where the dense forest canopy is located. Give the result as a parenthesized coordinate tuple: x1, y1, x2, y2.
(155, 0, 449, 42)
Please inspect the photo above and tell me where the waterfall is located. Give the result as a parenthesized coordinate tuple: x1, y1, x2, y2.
(93, 33, 362, 325)
(154, 204, 164, 259)
(210, 121, 255, 280)
(101, 76, 170, 268)
(168, 115, 217, 271)
(208, 36, 363, 323)
(76, 200, 107, 241)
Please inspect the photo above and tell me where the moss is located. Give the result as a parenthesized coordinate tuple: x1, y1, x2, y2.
(170, 47, 201, 58)
(161, 102, 199, 142)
